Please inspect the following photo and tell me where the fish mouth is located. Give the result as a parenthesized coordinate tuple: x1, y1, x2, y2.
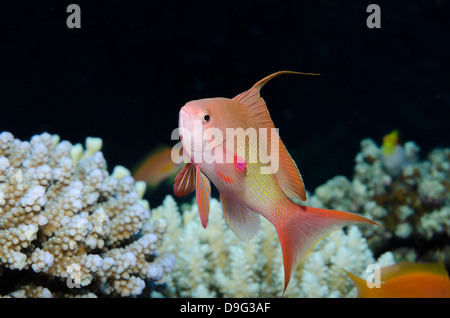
(180, 135, 202, 154)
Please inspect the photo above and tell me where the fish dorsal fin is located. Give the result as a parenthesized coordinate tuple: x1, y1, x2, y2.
(173, 163, 196, 197)
(381, 261, 450, 281)
(196, 166, 211, 229)
(233, 71, 319, 106)
(276, 137, 307, 202)
(221, 195, 261, 241)
(233, 71, 317, 202)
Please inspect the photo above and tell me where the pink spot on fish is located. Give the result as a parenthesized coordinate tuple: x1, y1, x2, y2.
(234, 155, 247, 173)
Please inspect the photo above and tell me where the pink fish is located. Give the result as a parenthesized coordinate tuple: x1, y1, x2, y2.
(173, 71, 378, 294)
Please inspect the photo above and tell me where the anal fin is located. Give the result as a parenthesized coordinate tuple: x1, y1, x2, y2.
(221, 195, 261, 241)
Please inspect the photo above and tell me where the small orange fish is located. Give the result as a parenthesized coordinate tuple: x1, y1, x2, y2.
(133, 146, 184, 188)
(346, 261, 450, 298)
(174, 71, 378, 294)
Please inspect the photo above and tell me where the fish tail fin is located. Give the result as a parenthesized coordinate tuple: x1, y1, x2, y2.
(273, 204, 379, 295)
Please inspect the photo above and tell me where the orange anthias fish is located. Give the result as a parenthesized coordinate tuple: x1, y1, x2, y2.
(173, 71, 378, 294)
(346, 261, 450, 298)
(134, 146, 184, 188)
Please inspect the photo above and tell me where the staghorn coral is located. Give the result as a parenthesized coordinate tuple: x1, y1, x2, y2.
(151, 195, 393, 298)
(0, 131, 174, 297)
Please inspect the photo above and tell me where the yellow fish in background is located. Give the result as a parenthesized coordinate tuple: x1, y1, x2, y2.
(174, 71, 378, 295)
(133, 146, 184, 189)
(381, 129, 400, 155)
(346, 261, 450, 298)
(381, 129, 407, 176)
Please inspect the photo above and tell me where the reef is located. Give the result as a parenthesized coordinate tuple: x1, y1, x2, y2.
(1, 131, 448, 298)
(151, 195, 393, 297)
(309, 138, 450, 265)
(150, 136, 449, 298)
(0, 132, 174, 297)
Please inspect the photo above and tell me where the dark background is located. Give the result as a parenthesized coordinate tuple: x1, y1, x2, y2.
(1, 0, 449, 206)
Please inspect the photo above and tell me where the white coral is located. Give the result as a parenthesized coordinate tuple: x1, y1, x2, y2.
(0, 131, 174, 297)
(153, 195, 385, 297)
(418, 207, 450, 240)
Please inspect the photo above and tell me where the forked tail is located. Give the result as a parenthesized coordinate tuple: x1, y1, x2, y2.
(273, 204, 379, 295)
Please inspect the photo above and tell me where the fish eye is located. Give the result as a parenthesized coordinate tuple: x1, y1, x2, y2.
(201, 111, 211, 124)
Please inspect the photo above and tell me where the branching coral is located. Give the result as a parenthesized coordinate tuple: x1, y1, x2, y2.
(0, 131, 174, 297)
(307, 138, 450, 264)
(4, 130, 443, 298)
(151, 195, 393, 297)
(150, 136, 448, 298)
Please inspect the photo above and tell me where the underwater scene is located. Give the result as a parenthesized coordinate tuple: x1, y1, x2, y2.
(0, 0, 449, 300)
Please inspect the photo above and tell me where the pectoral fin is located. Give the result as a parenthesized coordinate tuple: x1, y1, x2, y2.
(173, 163, 211, 228)
(173, 163, 196, 197)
